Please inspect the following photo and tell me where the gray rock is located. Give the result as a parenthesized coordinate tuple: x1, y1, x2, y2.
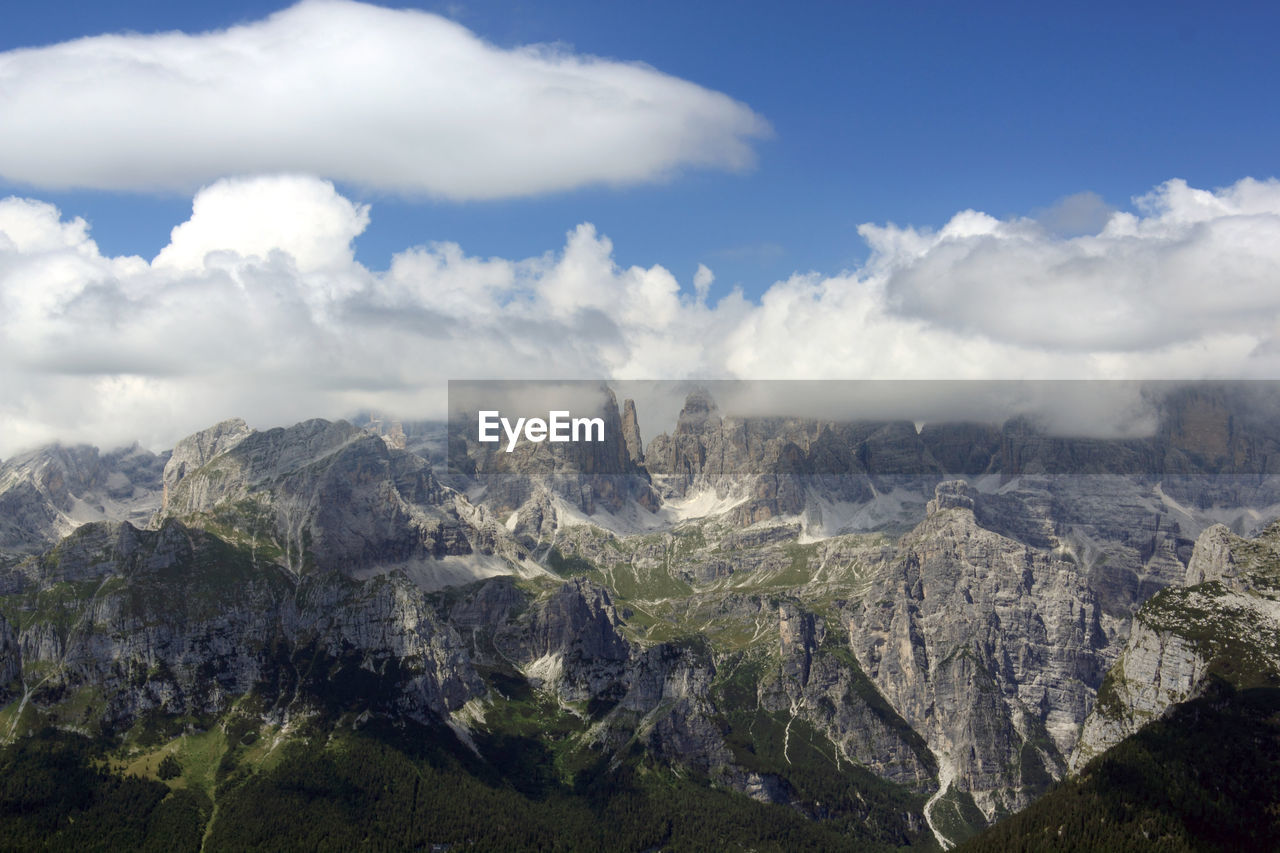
(1070, 520, 1280, 770)
(853, 481, 1109, 817)
(0, 612, 18, 700)
(621, 398, 645, 466)
(2, 518, 485, 732)
(0, 443, 167, 556)
(161, 418, 252, 508)
(158, 418, 504, 581)
(454, 388, 659, 517)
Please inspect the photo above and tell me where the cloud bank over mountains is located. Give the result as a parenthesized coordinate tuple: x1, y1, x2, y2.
(3, 174, 1280, 456)
(0, 0, 768, 198)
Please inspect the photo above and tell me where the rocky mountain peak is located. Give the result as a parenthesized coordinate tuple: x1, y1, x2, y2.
(1183, 523, 1240, 587)
(674, 388, 721, 434)
(926, 479, 977, 515)
(1071, 518, 1280, 772)
(621, 397, 644, 465)
(161, 417, 253, 507)
(1183, 519, 1280, 592)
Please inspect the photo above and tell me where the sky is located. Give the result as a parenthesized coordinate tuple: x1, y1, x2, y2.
(1, 0, 1279, 455)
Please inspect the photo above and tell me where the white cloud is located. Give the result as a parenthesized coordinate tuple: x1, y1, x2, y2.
(0, 0, 769, 199)
(154, 175, 369, 275)
(2, 175, 1280, 457)
(866, 178, 1280, 352)
(693, 263, 715, 302)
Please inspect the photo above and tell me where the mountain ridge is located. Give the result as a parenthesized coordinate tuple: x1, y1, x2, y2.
(4, 384, 1280, 848)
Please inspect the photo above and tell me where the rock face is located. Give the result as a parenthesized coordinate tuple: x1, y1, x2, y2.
(761, 602, 937, 789)
(1070, 520, 1280, 770)
(1157, 384, 1280, 477)
(500, 578, 632, 701)
(0, 443, 168, 558)
(620, 398, 645, 466)
(644, 392, 925, 524)
(158, 418, 520, 584)
(0, 612, 18, 700)
(160, 417, 253, 508)
(1, 517, 483, 729)
(853, 481, 1110, 817)
(1069, 616, 1208, 771)
(1181, 521, 1280, 591)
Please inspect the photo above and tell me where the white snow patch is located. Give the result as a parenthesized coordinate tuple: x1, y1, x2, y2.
(62, 488, 163, 530)
(447, 697, 488, 757)
(539, 482, 756, 539)
(543, 489, 688, 537)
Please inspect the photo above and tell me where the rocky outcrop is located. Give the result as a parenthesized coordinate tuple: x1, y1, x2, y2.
(621, 398, 644, 466)
(161, 418, 252, 508)
(308, 572, 485, 716)
(0, 612, 18, 700)
(1069, 615, 1208, 770)
(1183, 521, 1280, 591)
(497, 578, 631, 701)
(1070, 521, 1280, 770)
(1184, 523, 1241, 587)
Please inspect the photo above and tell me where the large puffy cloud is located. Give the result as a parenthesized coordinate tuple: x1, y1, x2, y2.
(2, 174, 1280, 457)
(0, 0, 768, 199)
(154, 175, 369, 275)
(867, 178, 1280, 352)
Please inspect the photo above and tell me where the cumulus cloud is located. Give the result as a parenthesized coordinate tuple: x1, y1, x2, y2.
(154, 175, 369, 275)
(2, 175, 1280, 457)
(0, 0, 769, 198)
(867, 178, 1280, 353)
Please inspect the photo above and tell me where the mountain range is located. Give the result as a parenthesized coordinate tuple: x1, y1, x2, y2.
(2, 382, 1279, 851)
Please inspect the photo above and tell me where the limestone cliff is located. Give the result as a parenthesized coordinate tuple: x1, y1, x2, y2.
(853, 481, 1110, 818)
(1070, 520, 1280, 770)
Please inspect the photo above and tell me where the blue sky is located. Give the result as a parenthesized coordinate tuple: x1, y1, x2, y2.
(2, 0, 1280, 454)
(5, 1, 1277, 296)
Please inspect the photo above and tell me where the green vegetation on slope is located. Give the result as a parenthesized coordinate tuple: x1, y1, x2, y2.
(0, 712, 935, 853)
(0, 728, 209, 853)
